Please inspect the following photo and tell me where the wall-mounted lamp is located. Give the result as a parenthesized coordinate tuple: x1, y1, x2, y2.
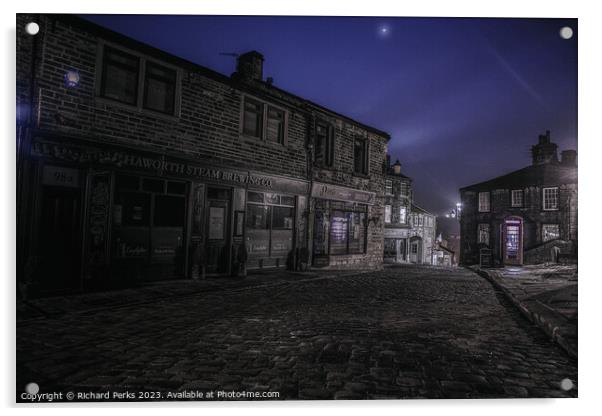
(64, 69, 80, 88)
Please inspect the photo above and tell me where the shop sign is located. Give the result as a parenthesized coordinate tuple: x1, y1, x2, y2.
(42, 165, 79, 188)
(311, 181, 376, 205)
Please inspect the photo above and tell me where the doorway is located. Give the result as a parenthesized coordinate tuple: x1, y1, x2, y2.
(409, 237, 422, 264)
(206, 187, 231, 274)
(37, 186, 82, 292)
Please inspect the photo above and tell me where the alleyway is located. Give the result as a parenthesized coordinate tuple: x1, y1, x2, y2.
(17, 265, 577, 400)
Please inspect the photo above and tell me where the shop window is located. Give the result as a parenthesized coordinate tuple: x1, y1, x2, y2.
(264, 193, 280, 205)
(143, 61, 176, 114)
(100, 46, 140, 105)
(266, 106, 285, 144)
(207, 187, 230, 200)
(543, 187, 559, 210)
(242, 98, 263, 138)
(272, 206, 294, 229)
(247, 204, 269, 229)
(247, 191, 264, 204)
(511, 189, 524, 207)
(315, 121, 335, 167)
(353, 137, 369, 175)
(117, 192, 150, 226)
(154, 195, 185, 227)
(327, 206, 367, 256)
(478, 223, 490, 245)
(384, 238, 396, 256)
(478, 192, 490, 212)
(115, 174, 140, 191)
(167, 181, 186, 195)
(280, 195, 295, 206)
(542, 224, 560, 242)
(142, 178, 164, 193)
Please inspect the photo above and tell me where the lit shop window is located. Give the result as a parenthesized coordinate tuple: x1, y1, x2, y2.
(478, 192, 490, 212)
(542, 224, 560, 242)
(329, 207, 367, 255)
(511, 189, 524, 207)
(478, 223, 490, 245)
(543, 187, 559, 210)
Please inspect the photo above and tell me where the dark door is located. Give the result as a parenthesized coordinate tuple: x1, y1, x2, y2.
(206, 188, 230, 274)
(38, 187, 82, 292)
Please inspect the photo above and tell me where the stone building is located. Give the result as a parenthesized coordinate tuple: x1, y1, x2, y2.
(16, 14, 390, 295)
(459, 131, 577, 266)
(383, 159, 437, 265)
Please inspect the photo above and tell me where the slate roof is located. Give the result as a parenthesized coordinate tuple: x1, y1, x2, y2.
(460, 163, 577, 192)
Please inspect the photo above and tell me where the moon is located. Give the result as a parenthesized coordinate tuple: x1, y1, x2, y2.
(559, 26, 573, 40)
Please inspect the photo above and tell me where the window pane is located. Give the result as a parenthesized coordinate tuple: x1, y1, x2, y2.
(116, 192, 150, 226)
(154, 195, 185, 226)
(266, 107, 284, 143)
(543, 188, 558, 210)
(272, 206, 294, 229)
(246, 204, 269, 229)
(167, 181, 186, 195)
(478, 223, 490, 245)
(543, 224, 560, 241)
(348, 212, 366, 254)
(384, 205, 392, 223)
(143, 72, 175, 114)
(243, 99, 262, 137)
(479, 192, 490, 212)
(511, 190, 523, 207)
(354, 138, 366, 174)
(329, 211, 348, 255)
(399, 206, 407, 223)
(247, 191, 264, 204)
(102, 48, 139, 105)
(264, 193, 280, 205)
(280, 195, 295, 206)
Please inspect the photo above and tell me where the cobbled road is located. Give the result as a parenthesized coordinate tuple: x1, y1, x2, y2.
(17, 265, 577, 400)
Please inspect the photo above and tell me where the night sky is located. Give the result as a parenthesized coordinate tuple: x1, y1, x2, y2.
(81, 14, 577, 223)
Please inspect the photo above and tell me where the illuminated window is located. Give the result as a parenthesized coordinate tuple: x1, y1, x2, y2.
(478, 223, 490, 245)
(542, 224, 560, 242)
(543, 187, 559, 210)
(384, 205, 392, 223)
(478, 192, 490, 212)
(511, 190, 524, 207)
(399, 206, 407, 224)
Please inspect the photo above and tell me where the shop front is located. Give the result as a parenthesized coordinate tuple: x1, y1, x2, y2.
(23, 135, 310, 294)
(383, 228, 409, 264)
(310, 181, 375, 268)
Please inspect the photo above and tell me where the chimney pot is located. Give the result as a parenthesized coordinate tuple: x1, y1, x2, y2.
(561, 149, 577, 166)
(393, 159, 401, 175)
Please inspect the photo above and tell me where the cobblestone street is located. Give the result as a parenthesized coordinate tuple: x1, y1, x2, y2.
(17, 265, 577, 401)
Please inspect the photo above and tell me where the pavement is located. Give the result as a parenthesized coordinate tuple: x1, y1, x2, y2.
(16, 265, 577, 401)
(470, 264, 577, 360)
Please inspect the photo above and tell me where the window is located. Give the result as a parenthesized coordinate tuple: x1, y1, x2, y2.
(246, 204, 269, 229)
(328, 207, 367, 255)
(478, 223, 490, 245)
(542, 224, 560, 242)
(315, 122, 335, 167)
(266, 107, 285, 144)
(511, 190, 524, 207)
(478, 192, 490, 212)
(353, 137, 369, 175)
(399, 206, 407, 224)
(384, 238, 396, 257)
(400, 182, 410, 197)
(242, 98, 263, 138)
(101, 46, 140, 105)
(143, 61, 176, 114)
(385, 180, 393, 195)
(384, 205, 392, 223)
(272, 206, 294, 229)
(543, 187, 559, 210)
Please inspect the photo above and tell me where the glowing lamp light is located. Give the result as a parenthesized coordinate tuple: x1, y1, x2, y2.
(64, 69, 80, 88)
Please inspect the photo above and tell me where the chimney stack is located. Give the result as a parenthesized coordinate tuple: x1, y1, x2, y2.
(235, 51, 264, 81)
(561, 149, 577, 166)
(531, 130, 558, 165)
(392, 160, 401, 175)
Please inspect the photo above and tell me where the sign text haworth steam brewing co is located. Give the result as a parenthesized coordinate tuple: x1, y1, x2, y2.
(32, 139, 274, 188)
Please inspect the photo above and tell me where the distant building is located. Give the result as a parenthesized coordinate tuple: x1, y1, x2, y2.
(432, 236, 455, 267)
(459, 131, 577, 266)
(383, 159, 437, 264)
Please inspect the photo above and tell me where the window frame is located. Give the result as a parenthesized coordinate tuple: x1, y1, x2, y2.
(353, 136, 369, 175)
(384, 205, 392, 224)
(314, 120, 335, 168)
(240, 94, 289, 146)
(478, 192, 491, 212)
(142, 60, 178, 115)
(96, 41, 182, 118)
(478, 223, 490, 245)
(542, 223, 560, 242)
(542, 187, 559, 211)
(385, 180, 393, 195)
(399, 206, 407, 224)
(511, 189, 524, 207)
